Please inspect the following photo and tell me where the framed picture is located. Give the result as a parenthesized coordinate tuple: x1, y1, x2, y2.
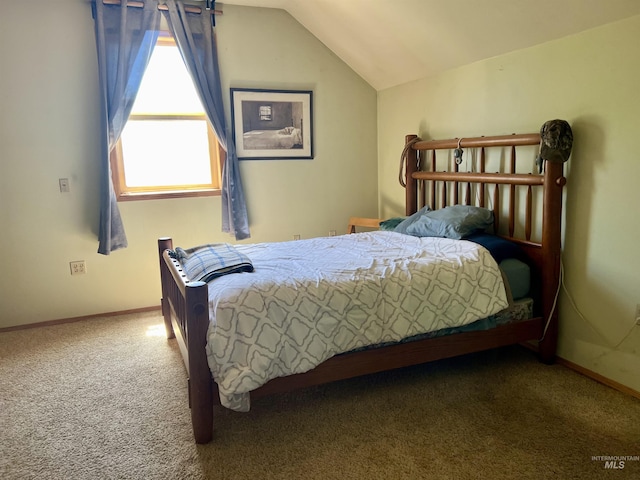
(231, 88, 314, 160)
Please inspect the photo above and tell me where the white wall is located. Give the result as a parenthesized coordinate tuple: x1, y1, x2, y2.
(378, 15, 640, 392)
(0, 1, 377, 327)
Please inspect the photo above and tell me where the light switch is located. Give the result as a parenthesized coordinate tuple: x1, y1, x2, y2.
(59, 178, 70, 193)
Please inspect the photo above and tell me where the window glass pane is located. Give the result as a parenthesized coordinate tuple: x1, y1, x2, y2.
(120, 120, 212, 187)
(132, 45, 202, 114)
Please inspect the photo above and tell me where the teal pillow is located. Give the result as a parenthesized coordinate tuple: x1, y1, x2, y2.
(404, 205, 494, 239)
(500, 258, 530, 299)
(379, 217, 407, 231)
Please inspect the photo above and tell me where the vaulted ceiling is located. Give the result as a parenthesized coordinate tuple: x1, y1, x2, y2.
(221, 0, 640, 90)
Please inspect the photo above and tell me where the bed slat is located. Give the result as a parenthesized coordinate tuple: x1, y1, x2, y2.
(509, 145, 517, 237)
(480, 147, 486, 207)
(493, 184, 500, 233)
(526, 185, 533, 241)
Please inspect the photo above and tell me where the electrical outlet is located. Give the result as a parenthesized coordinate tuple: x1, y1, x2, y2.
(329, 230, 337, 237)
(59, 178, 70, 193)
(70, 261, 86, 275)
(636, 304, 640, 325)
(293, 234, 301, 240)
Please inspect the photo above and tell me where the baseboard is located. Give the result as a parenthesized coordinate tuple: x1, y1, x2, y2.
(0, 305, 161, 333)
(519, 341, 640, 400)
(555, 356, 640, 401)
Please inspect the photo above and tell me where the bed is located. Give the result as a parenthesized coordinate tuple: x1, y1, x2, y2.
(157, 125, 568, 443)
(242, 126, 303, 150)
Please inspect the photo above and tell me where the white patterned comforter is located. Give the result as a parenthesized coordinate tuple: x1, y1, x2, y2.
(205, 231, 508, 411)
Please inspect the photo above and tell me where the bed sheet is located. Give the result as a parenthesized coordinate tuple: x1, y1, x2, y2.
(205, 231, 509, 411)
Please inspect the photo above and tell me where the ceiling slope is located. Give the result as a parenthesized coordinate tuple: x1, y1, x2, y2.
(221, 0, 640, 90)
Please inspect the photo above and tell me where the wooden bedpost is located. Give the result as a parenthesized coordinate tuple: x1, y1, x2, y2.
(405, 134, 419, 215)
(538, 161, 566, 364)
(158, 237, 175, 339)
(185, 281, 215, 444)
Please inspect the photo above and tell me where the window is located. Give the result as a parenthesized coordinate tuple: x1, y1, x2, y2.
(111, 34, 223, 201)
(259, 105, 272, 121)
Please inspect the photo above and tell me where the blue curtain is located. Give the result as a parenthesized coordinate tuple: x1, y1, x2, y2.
(162, 0, 250, 240)
(93, 0, 160, 254)
(93, 0, 250, 253)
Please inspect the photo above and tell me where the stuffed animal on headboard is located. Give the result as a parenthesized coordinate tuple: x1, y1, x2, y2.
(536, 119, 573, 173)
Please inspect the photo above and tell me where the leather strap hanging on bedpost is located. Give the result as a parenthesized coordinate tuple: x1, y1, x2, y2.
(398, 136, 421, 187)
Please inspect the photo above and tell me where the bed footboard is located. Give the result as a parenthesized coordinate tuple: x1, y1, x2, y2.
(158, 238, 214, 444)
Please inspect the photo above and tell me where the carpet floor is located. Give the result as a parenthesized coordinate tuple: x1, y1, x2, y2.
(1, 311, 638, 479)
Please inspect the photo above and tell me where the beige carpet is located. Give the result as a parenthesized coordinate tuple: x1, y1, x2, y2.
(1, 311, 638, 480)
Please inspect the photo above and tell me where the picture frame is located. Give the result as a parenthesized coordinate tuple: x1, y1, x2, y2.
(230, 88, 314, 160)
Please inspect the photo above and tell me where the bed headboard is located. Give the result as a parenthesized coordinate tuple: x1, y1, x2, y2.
(401, 129, 568, 362)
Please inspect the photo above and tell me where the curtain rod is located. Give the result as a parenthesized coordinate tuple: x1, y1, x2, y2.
(101, 0, 223, 15)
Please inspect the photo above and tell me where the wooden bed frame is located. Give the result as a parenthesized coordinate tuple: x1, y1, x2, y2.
(157, 129, 566, 443)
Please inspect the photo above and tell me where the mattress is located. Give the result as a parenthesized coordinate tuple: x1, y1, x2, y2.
(203, 231, 509, 411)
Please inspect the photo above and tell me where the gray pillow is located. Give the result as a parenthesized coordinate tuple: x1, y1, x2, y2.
(403, 205, 494, 239)
(393, 206, 432, 234)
